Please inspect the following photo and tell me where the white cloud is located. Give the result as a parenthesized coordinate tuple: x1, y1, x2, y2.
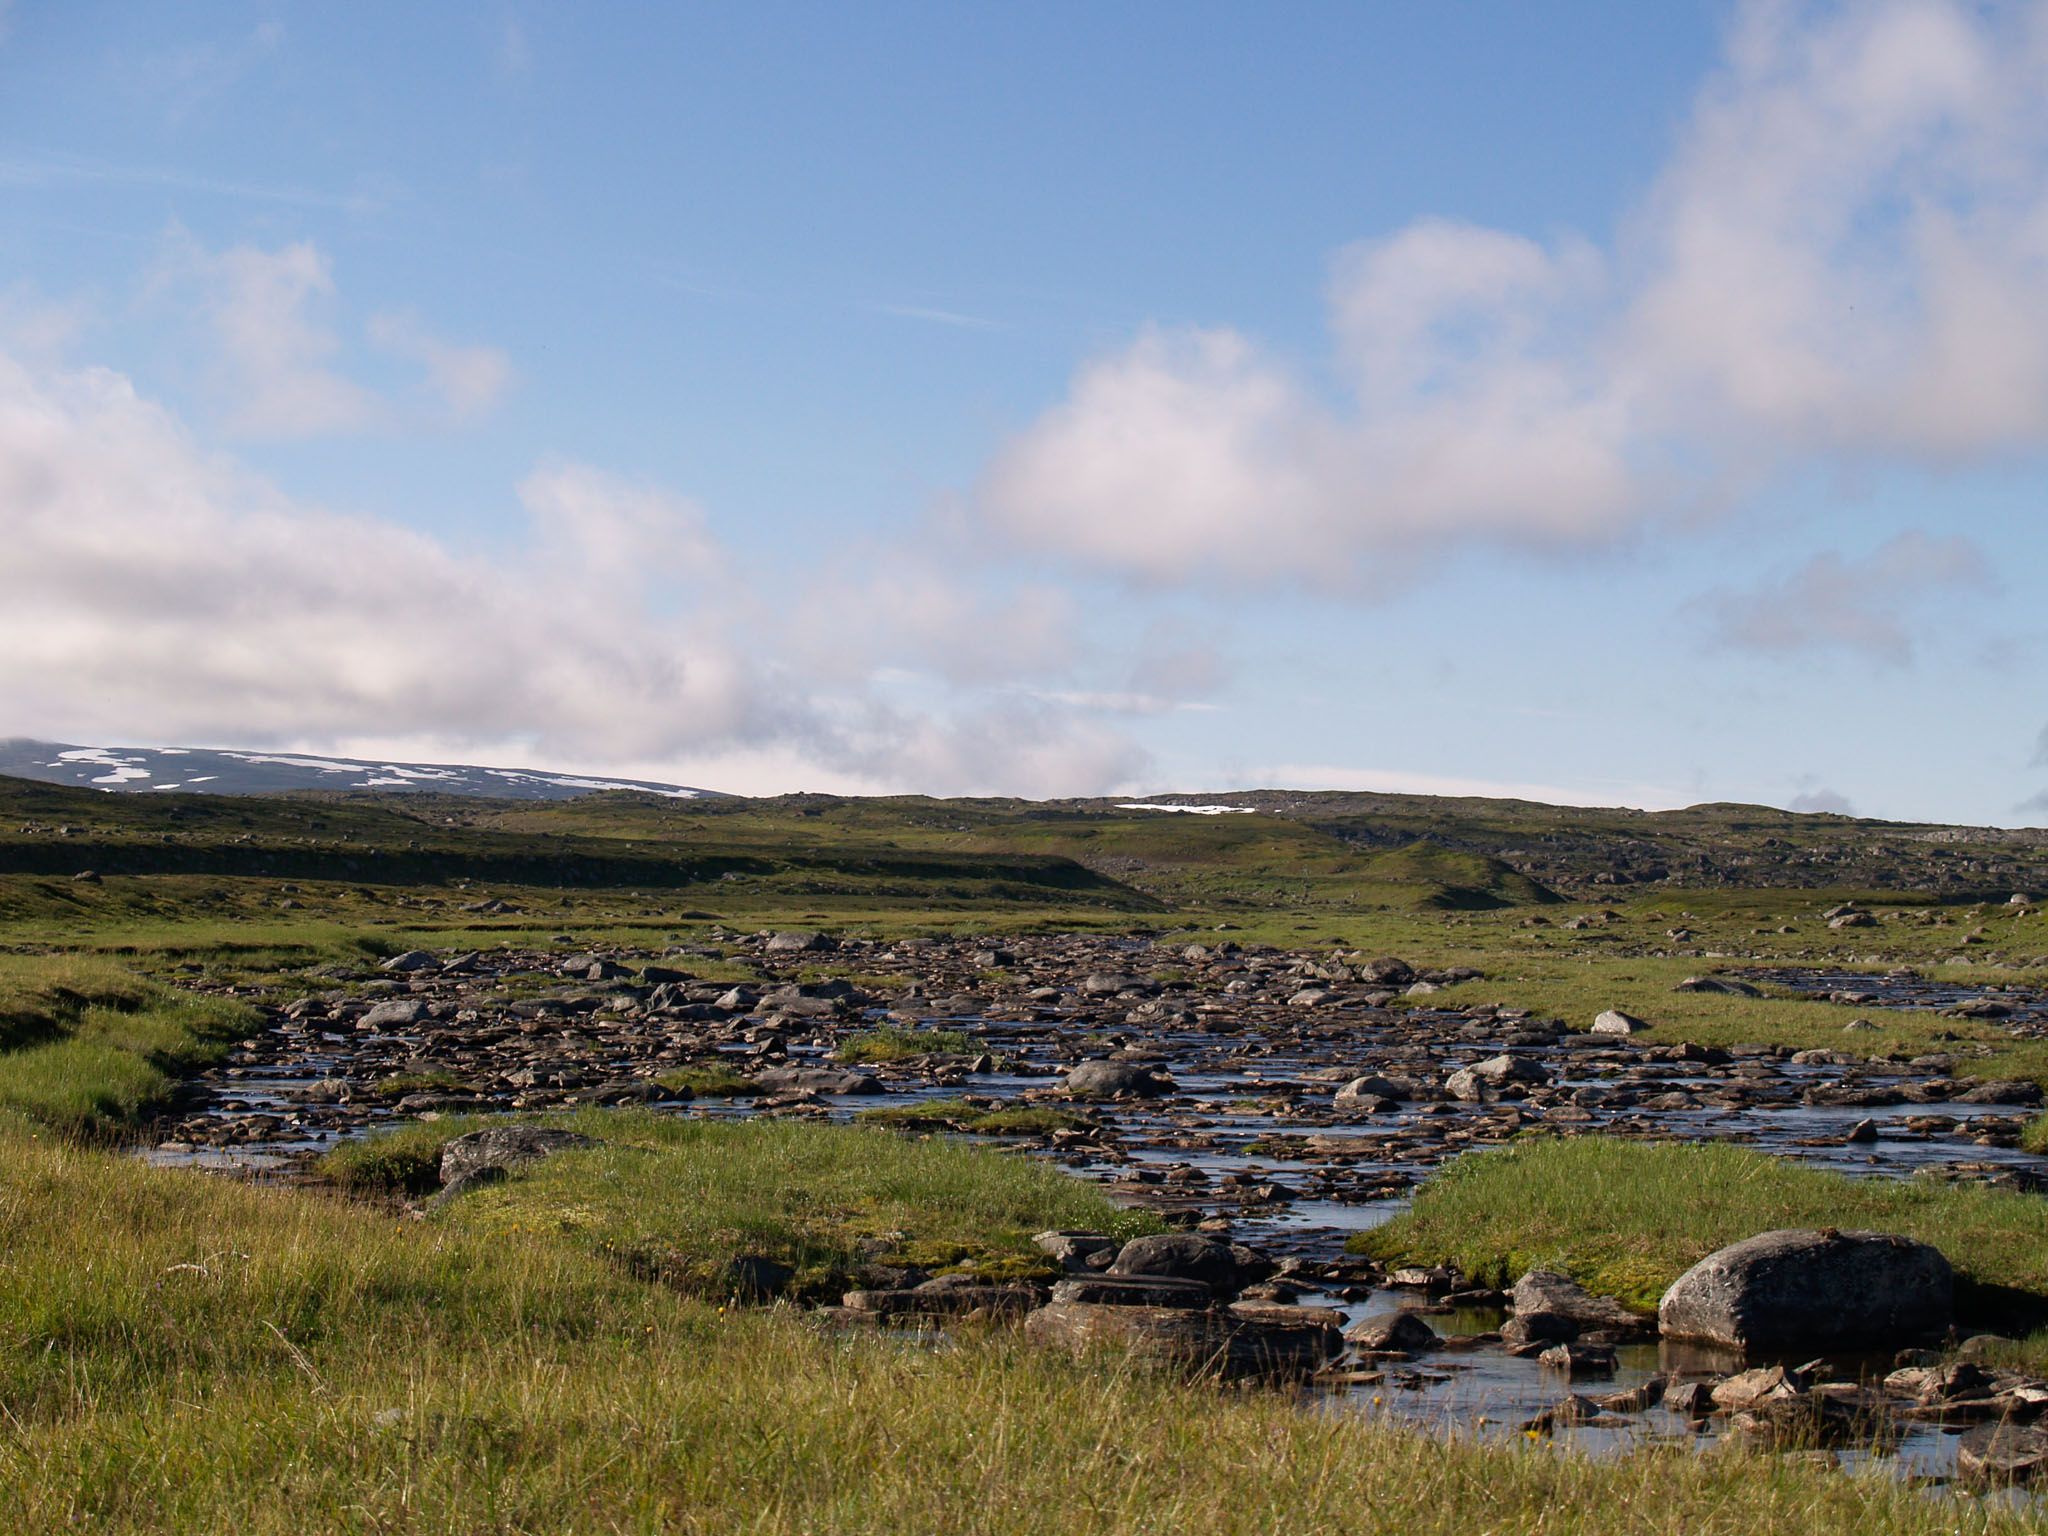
(159, 233, 515, 437)
(980, 0, 2048, 588)
(1699, 530, 1988, 663)
(0, 348, 1148, 798)
(194, 239, 382, 436)
(369, 311, 515, 422)
(1788, 788, 1857, 815)
(1235, 763, 1690, 812)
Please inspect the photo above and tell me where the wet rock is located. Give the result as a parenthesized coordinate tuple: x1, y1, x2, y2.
(1334, 1074, 1406, 1106)
(1955, 1079, 2043, 1105)
(750, 1067, 881, 1096)
(1108, 1233, 1240, 1293)
(1061, 1059, 1175, 1098)
(1521, 1395, 1607, 1432)
(1659, 1229, 1952, 1351)
(1845, 1117, 1879, 1143)
(438, 1125, 600, 1186)
(1711, 1363, 1807, 1411)
(1595, 1375, 1667, 1412)
(1342, 1310, 1440, 1353)
(1958, 1423, 2048, 1484)
(1538, 1342, 1617, 1377)
(1510, 1271, 1651, 1336)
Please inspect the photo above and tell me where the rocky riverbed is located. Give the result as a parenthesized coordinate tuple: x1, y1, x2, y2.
(146, 929, 2048, 1482)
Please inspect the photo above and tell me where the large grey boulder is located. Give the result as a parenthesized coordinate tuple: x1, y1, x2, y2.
(1108, 1233, 1240, 1294)
(359, 999, 429, 1031)
(1657, 1229, 1952, 1351)
(1061, 1059, 1176, 1099)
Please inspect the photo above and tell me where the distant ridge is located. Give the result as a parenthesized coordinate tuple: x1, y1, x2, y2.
(0, 740, 721, 802)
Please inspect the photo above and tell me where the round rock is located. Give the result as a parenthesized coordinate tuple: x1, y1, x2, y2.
(1657, 1228, 1952, 1351)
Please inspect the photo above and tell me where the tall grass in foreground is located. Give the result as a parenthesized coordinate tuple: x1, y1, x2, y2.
(0, 1129, 2037, 1533)
(0, 954, 251, 1134)
(1355, 1136, 2048, 1312)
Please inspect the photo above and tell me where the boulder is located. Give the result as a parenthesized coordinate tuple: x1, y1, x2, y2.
(438, 1125, 599, 1187)
(764, 931, 834, 953)
(1334, 1074, 1406, 1105)
(1108, 1233, 1240, 1294)
(1511, 1270, 1652, 1336)
(1342, 1310, 1440, 1353)
(1360, 957, 1416, 986)
(1024, 1300, 1338, 1380)
(1446, 1053, 1548, 1101)
(1590, 1009, 1649, 1037)
(380, 950, 439, 973)
(1061, 1060, 1176, 1099)
(1538, 1342, 1617, 1377)
(1657, 1229, 1952, 1351)
(359, 999, 429, 1031)
(1033, 1230, 1120, 1271)
(1675, 975, 1761, 997)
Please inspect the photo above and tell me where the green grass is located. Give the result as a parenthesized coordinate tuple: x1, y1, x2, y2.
(4, 1125, 2048, 1533)
(1353, 1136, 2048, 1317)
(433, 1110, 1145, 1295)
(0, 954, 252, 1136)
(371, 1067, 474, 1098)
(858, 1097, 1093, 1136)
(655, 1060, 756, 1095)
(317, 1116, 480, 1194)
(834, 1026, 973, 1063)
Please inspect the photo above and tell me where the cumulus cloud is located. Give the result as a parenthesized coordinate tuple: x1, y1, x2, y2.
(159, 233, 513, 437)
(980, 0, 2048, 587)
(0, 348, 1146, 797)
(1699, 530, 1988, 663)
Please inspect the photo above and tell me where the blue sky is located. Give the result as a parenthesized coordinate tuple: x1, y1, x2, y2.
(2, 1, 2045, 824)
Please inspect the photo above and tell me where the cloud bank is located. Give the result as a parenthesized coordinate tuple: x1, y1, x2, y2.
(979, 0, 2048, 588)
(0, 348, 1148, 796)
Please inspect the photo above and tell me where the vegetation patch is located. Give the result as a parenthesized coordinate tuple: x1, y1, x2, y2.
(833, 1026, 972, 1063)
(1352, 1136, 2048, 1318)
(318, 1116, 482, 1195)
(433, 1110, 1144, 1301)
(654, 1059, 756, 1096)
(858, 1097, 1092, 1136)
(0, 954, 252, 1136)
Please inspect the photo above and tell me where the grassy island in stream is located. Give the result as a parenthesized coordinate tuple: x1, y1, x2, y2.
(1352, 1136, 2048, 1325)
